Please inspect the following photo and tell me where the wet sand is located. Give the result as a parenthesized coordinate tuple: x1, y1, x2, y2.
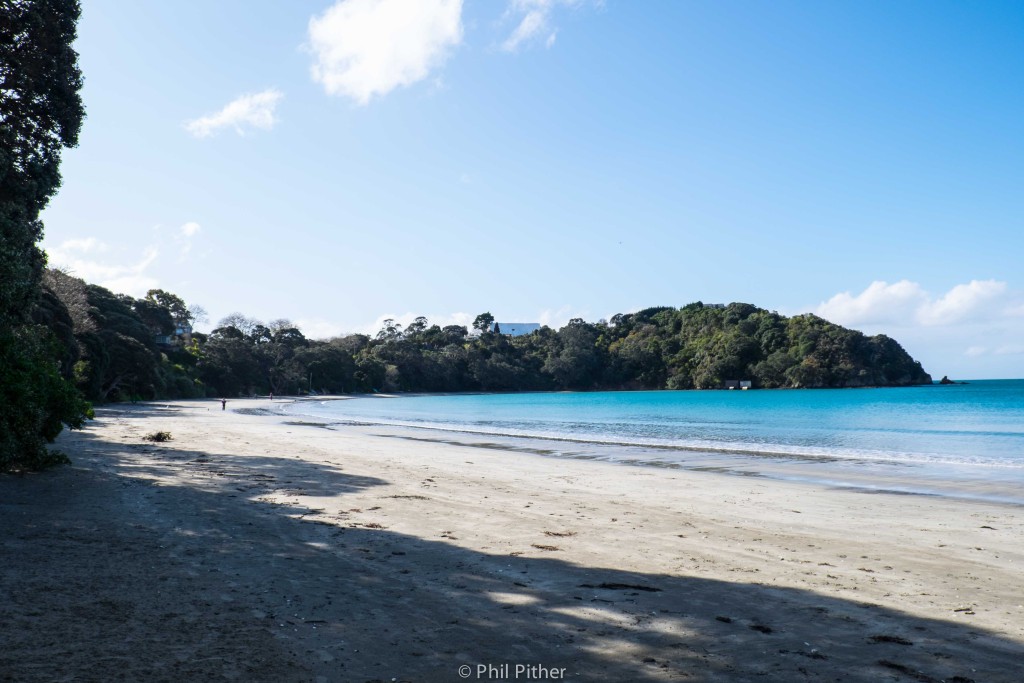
(2, 398, 1022, 682)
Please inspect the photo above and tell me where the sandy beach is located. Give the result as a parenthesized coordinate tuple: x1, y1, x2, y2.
(2, 398, 1022, 682)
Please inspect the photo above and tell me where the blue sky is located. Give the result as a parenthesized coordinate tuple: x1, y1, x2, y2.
(41, 0, 1024, 378)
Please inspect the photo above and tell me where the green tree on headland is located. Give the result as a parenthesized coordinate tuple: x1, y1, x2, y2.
(1, 0, 91, 471)
(472, 312, 494, 334)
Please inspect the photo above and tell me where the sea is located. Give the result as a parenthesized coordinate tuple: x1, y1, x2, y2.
(283, 380, 1024, 505)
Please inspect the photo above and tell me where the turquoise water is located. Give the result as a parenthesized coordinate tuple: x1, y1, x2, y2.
(285, 380, 1024, 502)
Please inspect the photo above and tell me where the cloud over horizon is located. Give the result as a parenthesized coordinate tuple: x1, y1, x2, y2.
(47, 238, 160, 297)
(45, 221, 207, 297)
(185, 89, 283, 138)
(816, 279, 1012, 328)
(307, 0, 463, 104)
(815, 279, 1024, 370)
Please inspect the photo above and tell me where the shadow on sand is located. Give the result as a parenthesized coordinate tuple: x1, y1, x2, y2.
(1, 416, 1020, 683)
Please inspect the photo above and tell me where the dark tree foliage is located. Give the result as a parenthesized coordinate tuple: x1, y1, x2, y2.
(0, 0, 89, 470)
(30, 285, 76, 375)
(133, 298, 175, 337)
(145, 289, 189, 327)
(1, 0, 85, 318)
(70, 284, 207, 402)
(472, 312, 494, 334)
(0, 325, 88, 469)
(196, 316, 317, 396)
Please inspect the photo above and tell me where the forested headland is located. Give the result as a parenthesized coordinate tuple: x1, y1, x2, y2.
(38, 279, 933, 404)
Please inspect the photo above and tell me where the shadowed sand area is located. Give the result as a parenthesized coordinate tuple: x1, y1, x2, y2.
(2, 399, 1022, 682)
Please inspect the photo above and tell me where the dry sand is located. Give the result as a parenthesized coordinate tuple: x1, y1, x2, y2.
(2, 398, 1022, 682)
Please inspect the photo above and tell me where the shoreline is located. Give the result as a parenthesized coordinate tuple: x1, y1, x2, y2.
(298, 418, 1024, 507)
(283, 381, 952, 401)
(281, 395, 1024, 507)
(3, 398, 1022, 681)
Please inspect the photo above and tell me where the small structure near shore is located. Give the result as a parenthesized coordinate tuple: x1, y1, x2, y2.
(725, 380, 753, 390)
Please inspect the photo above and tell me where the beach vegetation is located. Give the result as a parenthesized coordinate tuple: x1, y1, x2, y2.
(142, 431, 172, 442)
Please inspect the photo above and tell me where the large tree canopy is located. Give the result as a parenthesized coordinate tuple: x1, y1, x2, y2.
(1, 0, 85, 319)
(0, 0, 88, 471)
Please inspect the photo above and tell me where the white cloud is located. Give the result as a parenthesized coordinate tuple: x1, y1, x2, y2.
(994, 344, 1024, 356)
(802, 273, 1024, 378)
(175, 222, 202, 260)
(503, 7, 548, 51)
(48, 240, 160, 297)
(813, 279, 1024, 377)
(307, 0, 463, 104)
(537, 305, 589, 329)
(185, 89, 283, 138)
(502, 0, 583, 52)
(968, 343, 1024, 358)
(815, 280, 926, 326)
(56, 237, 107, 254)
(294, 318, 349, 340)
(100, 273, 161, 298)
(180, 222, 201, 238)
(917, 280, 1007, 326)
(817, 279, 1013, 328)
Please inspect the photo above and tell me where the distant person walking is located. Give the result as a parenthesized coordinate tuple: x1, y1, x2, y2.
(269, 392, 273, 401)
(221, 398, 226, 410)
